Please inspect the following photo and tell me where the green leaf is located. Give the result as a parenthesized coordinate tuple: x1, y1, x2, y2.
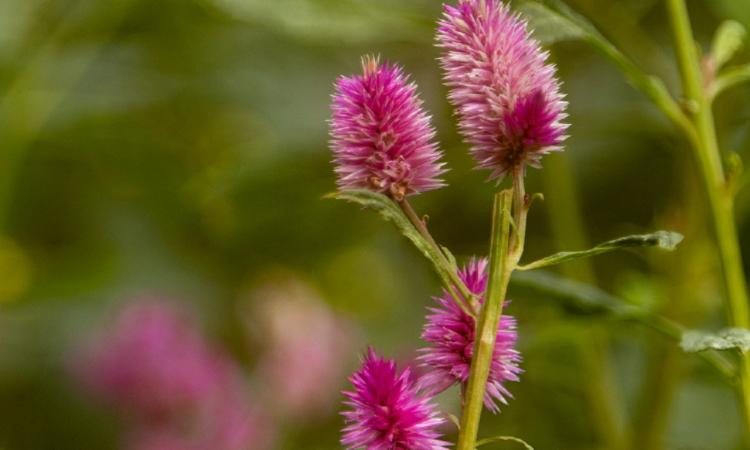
(511, 271, 736, 379)
(327, 189, 452, 281)
(476, 435, 534, 450)
(327, 189, 475, 316)
(711, 20, 747, 70)
(447, 413, 461, 430)
(516, 1, 691, 134)
(517, 231, 683, 271)
(511, 270, 636, 317)
(681, 328, 750, 354)
(516, 2, 585, 44)
(442, 245, 458, 272)
(712, 63, 750, 99)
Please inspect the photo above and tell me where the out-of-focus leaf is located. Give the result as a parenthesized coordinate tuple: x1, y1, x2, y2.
(711, 20, 746, 69)
(210, 0, 430, 44)
(511, 270, 736, 379)
(517, 231, 683, 271)
(516, 0, 690, 133)
(476, 435, 534, 450)
(712, 63, 750, 99)
(681, 328, 750, 354)
(517, 2, 585, 44)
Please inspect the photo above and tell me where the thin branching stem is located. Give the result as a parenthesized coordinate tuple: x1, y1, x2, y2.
(666, 0, 750, 437)
(399, 198, 478, 316)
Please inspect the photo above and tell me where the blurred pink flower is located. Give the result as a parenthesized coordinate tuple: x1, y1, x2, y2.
(251, 279, 356, 419)
(418, 258, 522, 412)
(438, 0, 568, 180)
(74, 300, 225, 422)
(341, 348, 448, 450)
(329, 55, 446, 200)
(73, 298, 273, 450)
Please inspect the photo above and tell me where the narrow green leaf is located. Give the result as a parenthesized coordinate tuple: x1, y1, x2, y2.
(448, 413, 461, 430)
(511, 271, 736, 379)
(712, 63, 750, 99)
(516, 2, 585, 44)
(442, 245, 459, 272)
(328, 189, 476, 317)
(327, 189, 452, 282)
(711, 20, 746, 70)
(476, 435, 534, 450)
(517, 231, 683, 271)
(681, 328, 750, 354)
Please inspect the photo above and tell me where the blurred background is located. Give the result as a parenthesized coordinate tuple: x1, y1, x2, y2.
(0, 0, 749, 449)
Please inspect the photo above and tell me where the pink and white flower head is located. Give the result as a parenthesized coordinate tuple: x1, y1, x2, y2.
(438, 0, 568, 180)
(250, 278, 357, 419)
(418, 258, 522, 413)
(330, 56, 447, 200)
(341, 348, 448, 450)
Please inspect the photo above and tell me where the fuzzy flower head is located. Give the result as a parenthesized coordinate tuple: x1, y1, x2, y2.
(438, 0, 568, 180)
(419, 258, 522, 413)
(330, 56, 446, 200)
(341, 348, 448, 450)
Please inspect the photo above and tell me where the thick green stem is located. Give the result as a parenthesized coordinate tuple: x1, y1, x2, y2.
(456, 190, 514, 450)
(666, 0, 750, 437)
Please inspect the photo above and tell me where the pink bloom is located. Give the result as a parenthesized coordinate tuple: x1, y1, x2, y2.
(330, 56, 446, 200)
(251, 280, 356, 419)
(418, 258, 522, 412)
(437, 0, 568, 180)
(341, 348, 448, 450)
(73, 300, 226, 422)
(73, 298, 274, 450)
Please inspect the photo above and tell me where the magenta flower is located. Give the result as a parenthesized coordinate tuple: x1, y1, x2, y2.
(418, 258, 522, 412)
(73, 300, 226, 421)
(341, 348, 448, 450)
(72, 298, 274, 450)
(437, 0, 568, 180)
(330, 56, 446, 200)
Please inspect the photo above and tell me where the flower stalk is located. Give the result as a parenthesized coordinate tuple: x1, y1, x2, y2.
(665, 0, 750, 436)
(456, 189, 515, 450)
(398, 198, 478, 316)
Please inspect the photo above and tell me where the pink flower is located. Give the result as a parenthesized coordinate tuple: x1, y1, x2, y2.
(330, 56, 446, 200)
(341, 348, 448, 450)
(72, 298, 274, 450)
(251, 280, 356, 419)
(437, 0, 568, 180)
(418, 258, 522, 412)
(73, 300, 226, 422)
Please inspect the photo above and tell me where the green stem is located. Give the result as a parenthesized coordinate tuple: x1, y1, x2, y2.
(399, 199, 477, 316)
(666, 0, 750, 437)
(456, 189, 514, 450)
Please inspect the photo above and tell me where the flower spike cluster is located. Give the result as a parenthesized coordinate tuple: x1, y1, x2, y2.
(438, 0, 568, 180)
(419, 258, 522, 412)
(341, 348, 448, 450)
(330, 56, 446, 200)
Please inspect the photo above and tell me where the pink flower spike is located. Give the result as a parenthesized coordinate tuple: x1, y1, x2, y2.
(341, 348, 448, 450)
(418, 258, 522, 413)
(438, 0, 568, 180)
(330, 56, 447, 200)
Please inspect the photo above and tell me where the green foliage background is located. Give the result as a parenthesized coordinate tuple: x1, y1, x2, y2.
(0, 0, 749, 449)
